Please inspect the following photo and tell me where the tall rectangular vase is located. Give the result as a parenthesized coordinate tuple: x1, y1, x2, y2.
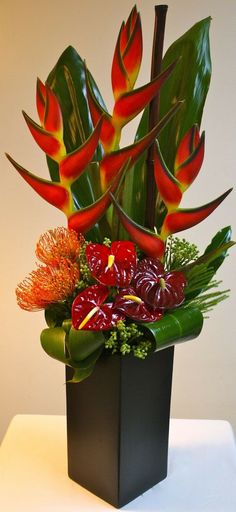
(66, 346, 174, 508)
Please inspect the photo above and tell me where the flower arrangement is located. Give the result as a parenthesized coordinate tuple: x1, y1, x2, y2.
(8, 5, 234, 383)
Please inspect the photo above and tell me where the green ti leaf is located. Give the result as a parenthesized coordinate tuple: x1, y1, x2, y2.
(140, 307, 203, 351)
(159, 17, 211, 170)
(46, 46, 108, 242)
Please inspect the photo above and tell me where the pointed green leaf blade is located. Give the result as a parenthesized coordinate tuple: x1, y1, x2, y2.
(68, 328, 105, 362)
(159, 17, 211, 170)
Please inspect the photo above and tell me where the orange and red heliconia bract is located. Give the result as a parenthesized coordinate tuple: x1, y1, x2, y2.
(5, 154, 71, 214)
(16, 260, 80, 312)
(111, 6, 142, 100)
(59, 118, 103, 183)
(36, 227, 83, 266)
(112, 60, 177, 128)
(160, 188, 233, 239)
(154, 142, 182, 210)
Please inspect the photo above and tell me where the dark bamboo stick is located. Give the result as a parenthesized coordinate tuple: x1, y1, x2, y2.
(144, 5, 168, 229)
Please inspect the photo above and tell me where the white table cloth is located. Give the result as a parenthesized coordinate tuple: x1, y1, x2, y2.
(0, 415, 236, 511)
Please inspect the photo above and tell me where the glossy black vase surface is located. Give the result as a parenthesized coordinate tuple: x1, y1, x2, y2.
(66, 346, 174, 508)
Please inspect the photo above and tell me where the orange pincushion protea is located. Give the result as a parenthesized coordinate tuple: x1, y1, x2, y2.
(16, 260, 80, 311)
(36, 227, 83, 266)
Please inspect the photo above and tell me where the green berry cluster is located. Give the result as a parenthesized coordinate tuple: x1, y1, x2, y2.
(105, 320, 153, 360)
(165, 236, 199, 271)
(78, 239, 91, 283)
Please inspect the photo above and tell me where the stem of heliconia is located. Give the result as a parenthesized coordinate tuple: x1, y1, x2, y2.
(144, 5, 168, 230)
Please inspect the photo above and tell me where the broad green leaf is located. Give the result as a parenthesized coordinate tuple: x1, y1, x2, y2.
(204, 226, 233, 274)
(45, 303, 70, 327)
(40, 327, 68, 364)
(46, 46, 107, 241)
(141, 307, 203, 351)
(47, 46, 105, 158)
(184, 241, 234, 275)
(127, 19, 212, 233)
(68, 328, 105, 361)
(183, 227, 234, 299)
(159, 18, 211, 170)
(119, 108, 149, 238)
(67, 347, 103, 383)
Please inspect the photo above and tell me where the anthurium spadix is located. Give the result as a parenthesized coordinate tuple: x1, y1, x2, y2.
(5, 154, 72, 214)
(110, 193, 165, 260)
(111, 5, 142, 100)
(100, 100, 183, 191)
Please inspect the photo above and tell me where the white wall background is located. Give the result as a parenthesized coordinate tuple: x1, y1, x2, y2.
(0, 0, 235, 442)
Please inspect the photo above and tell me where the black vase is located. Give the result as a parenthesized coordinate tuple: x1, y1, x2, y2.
(66, 346, 174, 508)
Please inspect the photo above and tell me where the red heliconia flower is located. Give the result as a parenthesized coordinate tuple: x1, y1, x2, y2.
(72, 284, 124, 331)
(111, 6, 143, 100)
(133, 257, 187, 310)
(114, 286, 163, 323)
(85, 241, 137, 286)
(6, 154, 72, 215)
(110, 193, 165, 260)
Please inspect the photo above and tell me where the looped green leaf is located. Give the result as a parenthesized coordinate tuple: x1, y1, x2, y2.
(68, 328, 105, 361)
(140, 307, 203, 351)
(40, 327, 68, 364)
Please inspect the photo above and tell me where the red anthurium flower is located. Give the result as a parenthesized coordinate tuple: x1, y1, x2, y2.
(111, 6, 143, 100)
(72, 284, 123, 331)
(86, 241, 137, 286)
(133, 257, 187, 310)
(114, 286, 163, 322)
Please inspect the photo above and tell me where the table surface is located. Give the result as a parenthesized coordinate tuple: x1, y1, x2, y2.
(0, 415, 236, 512)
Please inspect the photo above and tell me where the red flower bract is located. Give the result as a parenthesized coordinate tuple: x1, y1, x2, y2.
(114, 287, 162, 323)
(85, 241, 137, 286)
(133, 257, 187, 310)
(72, 284, 124, 331)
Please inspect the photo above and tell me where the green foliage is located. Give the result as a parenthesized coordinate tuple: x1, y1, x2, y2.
(105, 320, 153, 360)
(141, 307, 203, 350)
(164, 236, 199, 271)
(159, 18, 211, 170)
(183, 227, 234, 299)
